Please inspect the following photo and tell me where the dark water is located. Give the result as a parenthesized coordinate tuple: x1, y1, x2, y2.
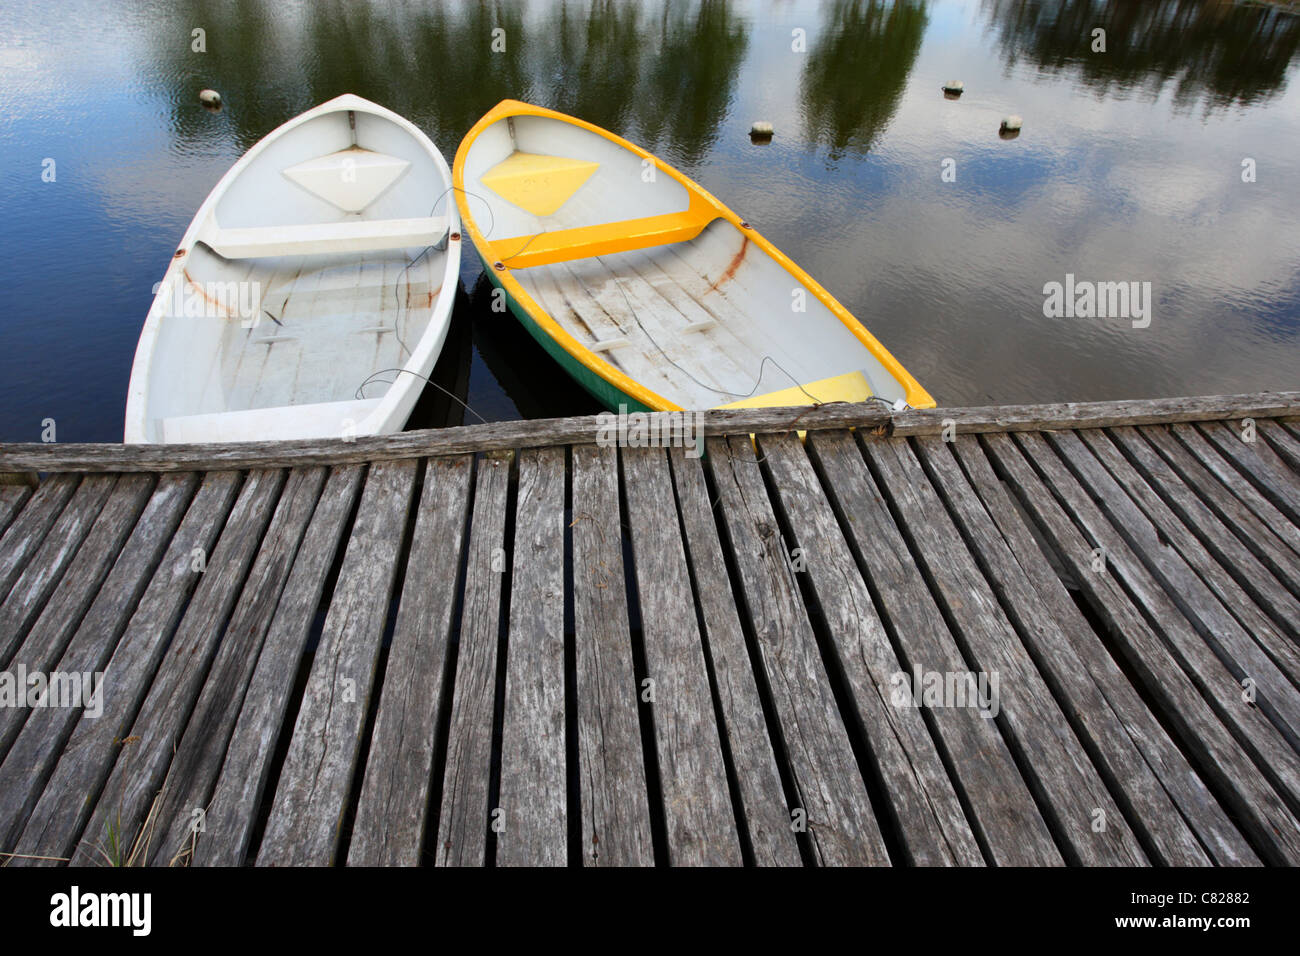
(2, 0, 1298, 442)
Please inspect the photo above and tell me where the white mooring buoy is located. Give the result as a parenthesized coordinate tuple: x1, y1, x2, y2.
(199, 89, 222, 109)
(750, 120, 773, 143)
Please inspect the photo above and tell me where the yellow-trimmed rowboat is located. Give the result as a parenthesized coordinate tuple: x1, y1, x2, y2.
(453, 100, 934, 413)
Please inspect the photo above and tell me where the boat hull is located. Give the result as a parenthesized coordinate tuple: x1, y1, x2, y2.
(453, 99, 935, 414)
(125, 94, 461, 444)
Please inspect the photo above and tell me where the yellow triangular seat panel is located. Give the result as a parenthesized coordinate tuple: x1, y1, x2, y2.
(481, 152, 600, 217)
(714, 370, 874, 410)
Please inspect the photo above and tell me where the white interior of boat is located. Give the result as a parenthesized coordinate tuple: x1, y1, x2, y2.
(512, 222, 903, 409)
(463, 116, 693, 237)
(127, 96, 459, 443)
(461, 112, 908, 409)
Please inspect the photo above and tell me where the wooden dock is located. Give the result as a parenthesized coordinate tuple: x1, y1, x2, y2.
(0, 392, 1298, 867)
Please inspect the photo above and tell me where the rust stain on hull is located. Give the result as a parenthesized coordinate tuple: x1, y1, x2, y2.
(182, 268, 237, 320)
(705, 236, 749, 294)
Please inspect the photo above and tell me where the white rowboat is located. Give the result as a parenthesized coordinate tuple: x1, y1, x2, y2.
(124, 94, 461, 443)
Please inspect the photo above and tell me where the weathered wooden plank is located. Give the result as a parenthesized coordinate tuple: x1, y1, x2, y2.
(1048, 430, 1300, 746)
(0, 405, 889, 472)
(1022, 430, 1300, 765)
(0, 484, 32, 538)
(1196, 421, 1300, 526)
(553, 257, 759, 402)
(622, 445, 742, 866)
(945, 435, 1256, 865)
(757, 433, 982, 866)
(985, 432, 1300, 863)
(148, 467, 328, 866)
(193, 465, 364, 867)
(1105, 427, 1300, 658)
(915, 435, 1232, 865)
(1139, 425, 1300, 595)
(3, 471, 241, 863)
(892, 392, 1300, 437)
(864, 436, 1147, 865)
(0, 475, 154, 738)
(2, 393, 1296, 473)
(0, 476, 117, 666)
(0, 475, 79, 606)
(1237, 420, 1300, 488)
(67, 470, 287, 866)
(1173, 423, 1300, 557)
(1261, 419, 1300, 474)
(569, 444, 654, 867)
(435, 453, 511, 867)
(256, 460, 418, 866)
(347, 456, 473, 866)
(0, 474, 197, 850)
(667, 447, 801, 866)
(707, 436, 890, 866)
(1, 392, 1292, 869)
(804, 431, 1061, 865)
(496, 447, 568, 866)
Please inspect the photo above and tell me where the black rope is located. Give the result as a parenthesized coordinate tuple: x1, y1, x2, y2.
(355, 367, 489, 425)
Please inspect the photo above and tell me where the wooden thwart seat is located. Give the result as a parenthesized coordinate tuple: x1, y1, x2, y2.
(159, 397, 383, 443)
(206, 216, 449, 259)
(493, 201, 715, 269)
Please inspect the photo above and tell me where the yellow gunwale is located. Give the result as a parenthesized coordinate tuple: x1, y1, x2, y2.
(452, 99, 936, 412)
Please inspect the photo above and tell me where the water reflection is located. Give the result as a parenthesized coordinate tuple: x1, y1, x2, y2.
(548, 0, 647, 136)
(299, 0, 532, 140)
(406, 286, 475, 430)
(801, 0, 929, 160)
(145, 0, 312, 153)
(143, 0, 747, 166)
(530, 0, 751, 166)
(633, 0, 749, 166)
(2, 0, 1298, 443)
(982, 0, 1300, 110)
(465, 276, 604, 422)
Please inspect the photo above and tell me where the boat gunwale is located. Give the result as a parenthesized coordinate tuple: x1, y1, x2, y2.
(452, 98, 937, 413)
